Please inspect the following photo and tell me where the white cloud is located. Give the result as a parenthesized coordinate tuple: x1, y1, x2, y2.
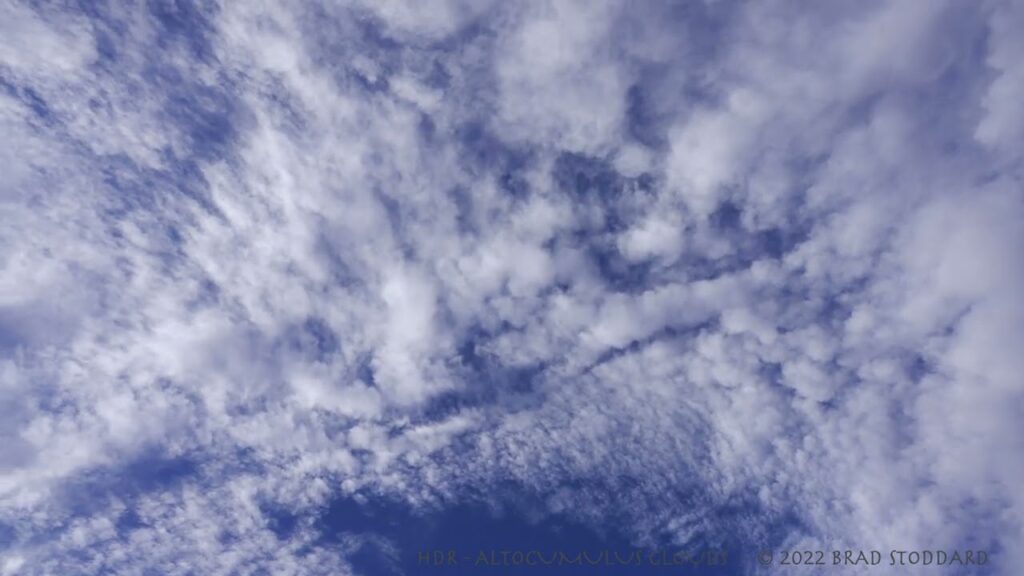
(0, 3, 96, 74)
(493, 0, 629, 154)
(1, 1, 1022, 574)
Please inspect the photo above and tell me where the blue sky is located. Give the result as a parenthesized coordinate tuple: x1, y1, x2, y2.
(1, 1, 1023, 574)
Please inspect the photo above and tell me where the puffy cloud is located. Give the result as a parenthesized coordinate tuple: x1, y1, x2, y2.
(1, 1, 1021, 575)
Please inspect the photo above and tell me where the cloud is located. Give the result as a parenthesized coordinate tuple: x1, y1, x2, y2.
(975, 0, 1024, 157)
(1, 1, 1021, 575)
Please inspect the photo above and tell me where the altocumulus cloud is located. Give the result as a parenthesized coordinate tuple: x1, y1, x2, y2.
(0, 1, 1022, 575)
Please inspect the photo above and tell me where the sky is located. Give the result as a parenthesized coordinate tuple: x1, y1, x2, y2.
(1, 0, 1023, 575)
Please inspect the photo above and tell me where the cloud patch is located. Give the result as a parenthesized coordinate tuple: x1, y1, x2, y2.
(1, 1, 1021, 574)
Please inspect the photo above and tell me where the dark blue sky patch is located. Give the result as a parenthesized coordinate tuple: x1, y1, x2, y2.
(588, 239, 656, 293)
(498, 167, 530, 200)
(309, 227, 365, 290)
(93, 26, 120, 63)
(22, 450, 203, 551)
(755, 228, 787, 259)
(255, 77, 311, 138)
(666, 0, 740, 60)
(431, 363, 544, 421)
(544, 230, 658, 295)
(553, 153, 655, 234)
(457, 330, 524, 375)
(663, 201, 810, 282)
(97, 155, 159, 217)
(422, 58, 453, 91)
(906, 354, 930, 382)
(355, 356, 377, 388)
(373, 189, 421, 261)
(0, 76, 17, 101)
(315, 488, 747, 576)
(448, 185, 478, 236)
(0, 76, 55, 126)
(709, 201, 742, 231)
(0, 520, 15, 551)
(296, 5, 405, 95)
(762, 279, 864, 335)
(280, 316, 341, 363)
(455, 120, 534, 186)
(553, 153, 620, 204)
(418, 111, 438, 142)
(721, 208, 804, 258)
(581, 324, 700, 375)
(262, 504, 302, 541)
(0, 307, 33, 353)
(68, 0, 134, 67)
(18, 86, 52, 122)
(625, 81, 662, 148)
(616, 1, 738, 147)
(95, 153, 222, 234)
(148, 0, 220, 62)
(73, 0, 220, 67)
(119, 451, 199, 493)
(157, 74, 247, 162)
(408, 329, 549, 424)
(165, 89, 236, 159)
